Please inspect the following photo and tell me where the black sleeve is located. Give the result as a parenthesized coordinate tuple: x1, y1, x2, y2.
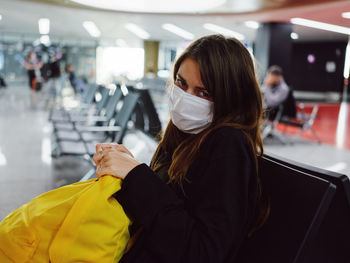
(115, 128, 257, 263)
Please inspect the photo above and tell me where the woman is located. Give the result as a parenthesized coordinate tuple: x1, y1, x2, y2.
(22, 51, 43, 91)
(93, 34, 265, 263)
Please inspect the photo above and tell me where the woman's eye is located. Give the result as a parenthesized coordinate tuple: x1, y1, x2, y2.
(198, 89, 209, 98)
(176, 78, 185, 87)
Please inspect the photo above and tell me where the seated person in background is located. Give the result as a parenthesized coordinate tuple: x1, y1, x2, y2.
(261, 65, 290, 121)
(261, 65, 289, 109)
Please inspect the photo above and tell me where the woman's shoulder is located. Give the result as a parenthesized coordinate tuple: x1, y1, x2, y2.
(200, 126, 251, 159)
(206, 126, 247, 144)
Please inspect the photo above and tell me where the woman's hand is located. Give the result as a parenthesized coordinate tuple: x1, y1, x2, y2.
(93, 143, 140, 180)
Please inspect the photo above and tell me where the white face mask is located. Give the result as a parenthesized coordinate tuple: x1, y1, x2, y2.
(168, 85, 213, 134)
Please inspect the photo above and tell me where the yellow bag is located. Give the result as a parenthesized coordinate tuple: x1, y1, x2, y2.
(0, 176, 130, 263)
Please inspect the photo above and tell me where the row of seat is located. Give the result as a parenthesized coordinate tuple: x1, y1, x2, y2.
(48, 83, 162, 179)
(238, 153, 350, 263)
(262, 103, 320, 144)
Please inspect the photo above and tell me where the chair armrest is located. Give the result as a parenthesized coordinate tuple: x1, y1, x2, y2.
(76, 126, 122, 132)
(70, 116, 109, 122)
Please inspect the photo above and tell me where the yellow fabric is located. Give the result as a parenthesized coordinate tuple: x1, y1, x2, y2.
(0, 176, 130, 263)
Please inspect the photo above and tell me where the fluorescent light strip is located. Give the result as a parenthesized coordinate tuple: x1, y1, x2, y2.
(0, 15, 2, 21)
(342, 12, 350, 19)
(38, 18, 50, 35)
(344, 40, 350, 78)
(83, 21, 101, 38)
(125, 23, 150, 40)
(203, 23, 245, 40)
(290, 17, 350, 35)
(162, 24, 194, 40)
(244, 21, 259, 29)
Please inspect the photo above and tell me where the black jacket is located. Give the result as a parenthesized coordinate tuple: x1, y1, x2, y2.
(115, 127, 258, 263)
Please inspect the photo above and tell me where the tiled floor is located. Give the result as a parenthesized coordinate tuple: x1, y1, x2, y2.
(0, 84, 349, 220)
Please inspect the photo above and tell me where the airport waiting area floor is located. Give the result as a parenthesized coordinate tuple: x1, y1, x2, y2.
(0, 84, 350, 220)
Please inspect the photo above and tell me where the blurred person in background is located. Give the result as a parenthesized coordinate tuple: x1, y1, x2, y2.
(0, 73, 6, 89)
(22, 51, 43, 91)
(47, 52, 61, 97)
(260, 65, 290, 120)
(65, 64, 78, 93)
(261, 65, 289, 108)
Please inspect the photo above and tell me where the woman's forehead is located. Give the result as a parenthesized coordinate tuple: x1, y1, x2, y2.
(178, 58, 204, 87)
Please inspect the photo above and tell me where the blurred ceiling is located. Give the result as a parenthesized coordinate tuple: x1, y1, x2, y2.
(0, 0, 349, 46)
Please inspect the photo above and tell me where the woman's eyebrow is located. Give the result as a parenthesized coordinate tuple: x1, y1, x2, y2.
(178, 73, 205, 90)
(177, 73, 186, 83)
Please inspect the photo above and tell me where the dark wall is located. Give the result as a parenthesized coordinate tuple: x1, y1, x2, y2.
(290, 41, 346, 92)
(255, 23, 293, 83)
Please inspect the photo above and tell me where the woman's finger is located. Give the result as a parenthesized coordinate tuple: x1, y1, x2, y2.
(93, 151, 104, 166)
(93, 146, 106, 165)
(102, 145, 134, 159)
(96, 166, 121, 179)
(116, 144, 134, 158)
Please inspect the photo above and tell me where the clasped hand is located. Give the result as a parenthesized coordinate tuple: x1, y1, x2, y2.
(93, 143, 140, 179)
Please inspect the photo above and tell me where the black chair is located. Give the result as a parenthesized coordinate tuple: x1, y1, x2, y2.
(279, 103, 321, 143)
(237, 155, 336, 263)
(264, 153, 350, 263)
(127, 86, 162, 138)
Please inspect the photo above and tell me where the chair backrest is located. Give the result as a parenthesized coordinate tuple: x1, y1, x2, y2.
(281, 87, 297, 118)
(113, 92, 140, 143)
(303, 104, 319, 128)
(237, 156, 336, 263)
(103, 85, 123, 120)
(81, 84, 99, 104)
(95, 86, 110, 112)
(264, 153, 350, 263)
(127, 87, 162, 138)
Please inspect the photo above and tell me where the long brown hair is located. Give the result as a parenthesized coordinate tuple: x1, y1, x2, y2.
(150, 35, 268, 233)
(151, 35, 263, 179)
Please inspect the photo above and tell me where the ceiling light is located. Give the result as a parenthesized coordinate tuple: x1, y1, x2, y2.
(70, 0, 226, 13)
(291, 18, 350, 35)
(125, 23, 150, 39)
(0, 15, 2, 21)
(342, 12, 350, 19)
(38, 18, 50, 35)
(203, 23, 245, 40)
(244, 21, 259, 29)
(290, 32, 299, 40)
(162, 24, 194, 40)
(83, 21, 101, 38)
